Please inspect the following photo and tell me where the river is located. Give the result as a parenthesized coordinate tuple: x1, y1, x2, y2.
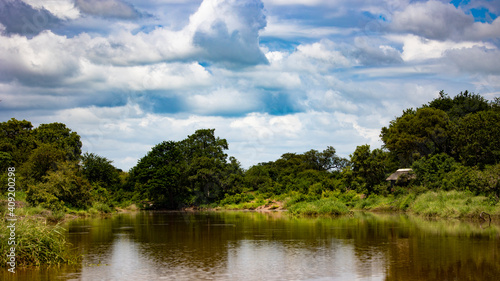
(3, 211, 500, 280)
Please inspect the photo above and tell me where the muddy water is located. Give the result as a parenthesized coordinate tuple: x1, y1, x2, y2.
(3, 211, 500, 280)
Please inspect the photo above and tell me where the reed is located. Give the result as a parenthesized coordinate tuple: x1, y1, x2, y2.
(0, 218, 82, 267)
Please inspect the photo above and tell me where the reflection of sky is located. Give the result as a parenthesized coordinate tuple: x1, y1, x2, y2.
(57, 212, 500, 281)
(80, 234, 159, 280)
(76, 232, 385, 280)
(226, 239, 385, 281)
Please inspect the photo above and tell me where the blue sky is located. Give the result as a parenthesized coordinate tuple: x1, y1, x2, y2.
(1, 0, 499, 171)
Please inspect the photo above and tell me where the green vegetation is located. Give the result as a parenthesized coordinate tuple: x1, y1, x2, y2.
(1, 90, 499, 219)
(0, 90, 499, 267)
(0, 218, 81, 267)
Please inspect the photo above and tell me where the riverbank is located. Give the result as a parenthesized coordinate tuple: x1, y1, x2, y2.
(2, 189, 498, 268)
(0, 193, 139, 268)
(214, 190, 500, 220)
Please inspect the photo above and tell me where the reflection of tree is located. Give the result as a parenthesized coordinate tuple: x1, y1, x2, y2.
(62, 212, 500, 280)
(384, 217, 500, 281)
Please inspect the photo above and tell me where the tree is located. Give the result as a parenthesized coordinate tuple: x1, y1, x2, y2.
(303, 146, 349, 171)
(129, 141, 184, 209)
(20, 144, 66, 184)
(427, 90, 490, 119)
(181, 129, 231, 205)
(381, 107, 451, 166)
(32, 122, 82, 161)
(26, 162, 92, 210)
(452, 110, 500, 167)
(0, 118, 35, 167)
(349, 145, 391, 194)
(81, 152, 120, 190)
(180, 128, 228, 162)
(411, 153, 460, 190)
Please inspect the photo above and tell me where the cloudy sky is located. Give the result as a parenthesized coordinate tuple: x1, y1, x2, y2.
(1, 0, 499, 171)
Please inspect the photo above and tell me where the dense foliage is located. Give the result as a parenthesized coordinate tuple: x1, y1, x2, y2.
(1, 90, 499, 213)
(0, 118, 124, 212)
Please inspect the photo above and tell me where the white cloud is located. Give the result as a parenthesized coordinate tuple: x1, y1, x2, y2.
(464, 18, 500, 41)
(304, 90, 358, 113)
(0, 31, 83, 84)
(1, 0, 500, 172)
(390, 0, 473, 40)
(261, 16, 357, 39)
(444, 46, 500, 75)
(186, 88, 261, 115)
(388, 34, 492, 62)
(22, 0, 80, 20)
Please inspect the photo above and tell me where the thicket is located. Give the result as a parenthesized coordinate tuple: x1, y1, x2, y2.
(0, 119, 125, 213)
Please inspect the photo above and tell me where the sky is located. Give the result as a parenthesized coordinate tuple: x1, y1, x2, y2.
(0, 0, 499, 171)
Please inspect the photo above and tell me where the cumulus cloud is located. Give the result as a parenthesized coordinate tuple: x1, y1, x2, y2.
(0, 31, 82, 86)
(70, 0, 267, 67)
(390, 0, 474, 40)
(0, 0, 60, 36)
(190, 0, 268, 66)
(349, 37, 402, 65)
(22, 0, 80, 20)
(387, 34, 492, 62)
(444, 46, 500, 75)
(0, 0, 499, 171)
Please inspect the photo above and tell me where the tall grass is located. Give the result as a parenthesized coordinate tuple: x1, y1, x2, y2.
(0, 218, 82, 267)
(409, 190, 498, 218)
(287, 198, 350, 216)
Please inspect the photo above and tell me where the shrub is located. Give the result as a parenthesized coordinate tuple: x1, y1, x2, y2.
(287, 198, 349, 216)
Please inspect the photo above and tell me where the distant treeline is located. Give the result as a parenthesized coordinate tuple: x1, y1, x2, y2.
(1, 90, 499, 212)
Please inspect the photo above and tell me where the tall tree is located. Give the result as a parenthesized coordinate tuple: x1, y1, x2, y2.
(129, 141, 184, 209)
(32, 122, 82, 161)
(0, 118, 35, 167)
(381, 107, 451, 166)
(452, 110, 500, 167)
(349, 145, 388, 194)
(81, 152, 120, 190)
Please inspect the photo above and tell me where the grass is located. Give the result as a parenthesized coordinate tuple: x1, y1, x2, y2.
(409, 190, 498, 219)
(215, 189, 500, 219)
(347, 190, 499, 219)
(0, 218, 82, 267)
(287, 198, 350, 216)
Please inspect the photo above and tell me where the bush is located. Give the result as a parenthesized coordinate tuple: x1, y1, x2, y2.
(287, 198, 349, 216)
(219, 193, 255, 206)
(91, 202, 113, 213)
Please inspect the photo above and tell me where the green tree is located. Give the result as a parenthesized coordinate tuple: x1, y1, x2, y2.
(427, 90, 490, 119)
(32, 122, 82, 161)
(181, 129, 231, 205)
(20, 144, 66, 184)
(81, 152, 120, 190)
(452, 110, 500, 167)
(412, 153, 461, 190)
(381, 107, 451, 166)
(349, 145, 390, 194)
(303, 146, 349, 171)
(0, 118, 35, 167)
(129, 141, 184, 209)
(27, 162, 92, 210)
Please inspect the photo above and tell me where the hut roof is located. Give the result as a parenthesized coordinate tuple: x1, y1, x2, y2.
(386, 168, 414, 181)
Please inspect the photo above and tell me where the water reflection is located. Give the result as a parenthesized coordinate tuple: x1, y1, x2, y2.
(2, 211, 499, 280)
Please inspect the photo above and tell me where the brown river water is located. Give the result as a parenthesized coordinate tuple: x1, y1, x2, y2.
(3, 211, 500, 280)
